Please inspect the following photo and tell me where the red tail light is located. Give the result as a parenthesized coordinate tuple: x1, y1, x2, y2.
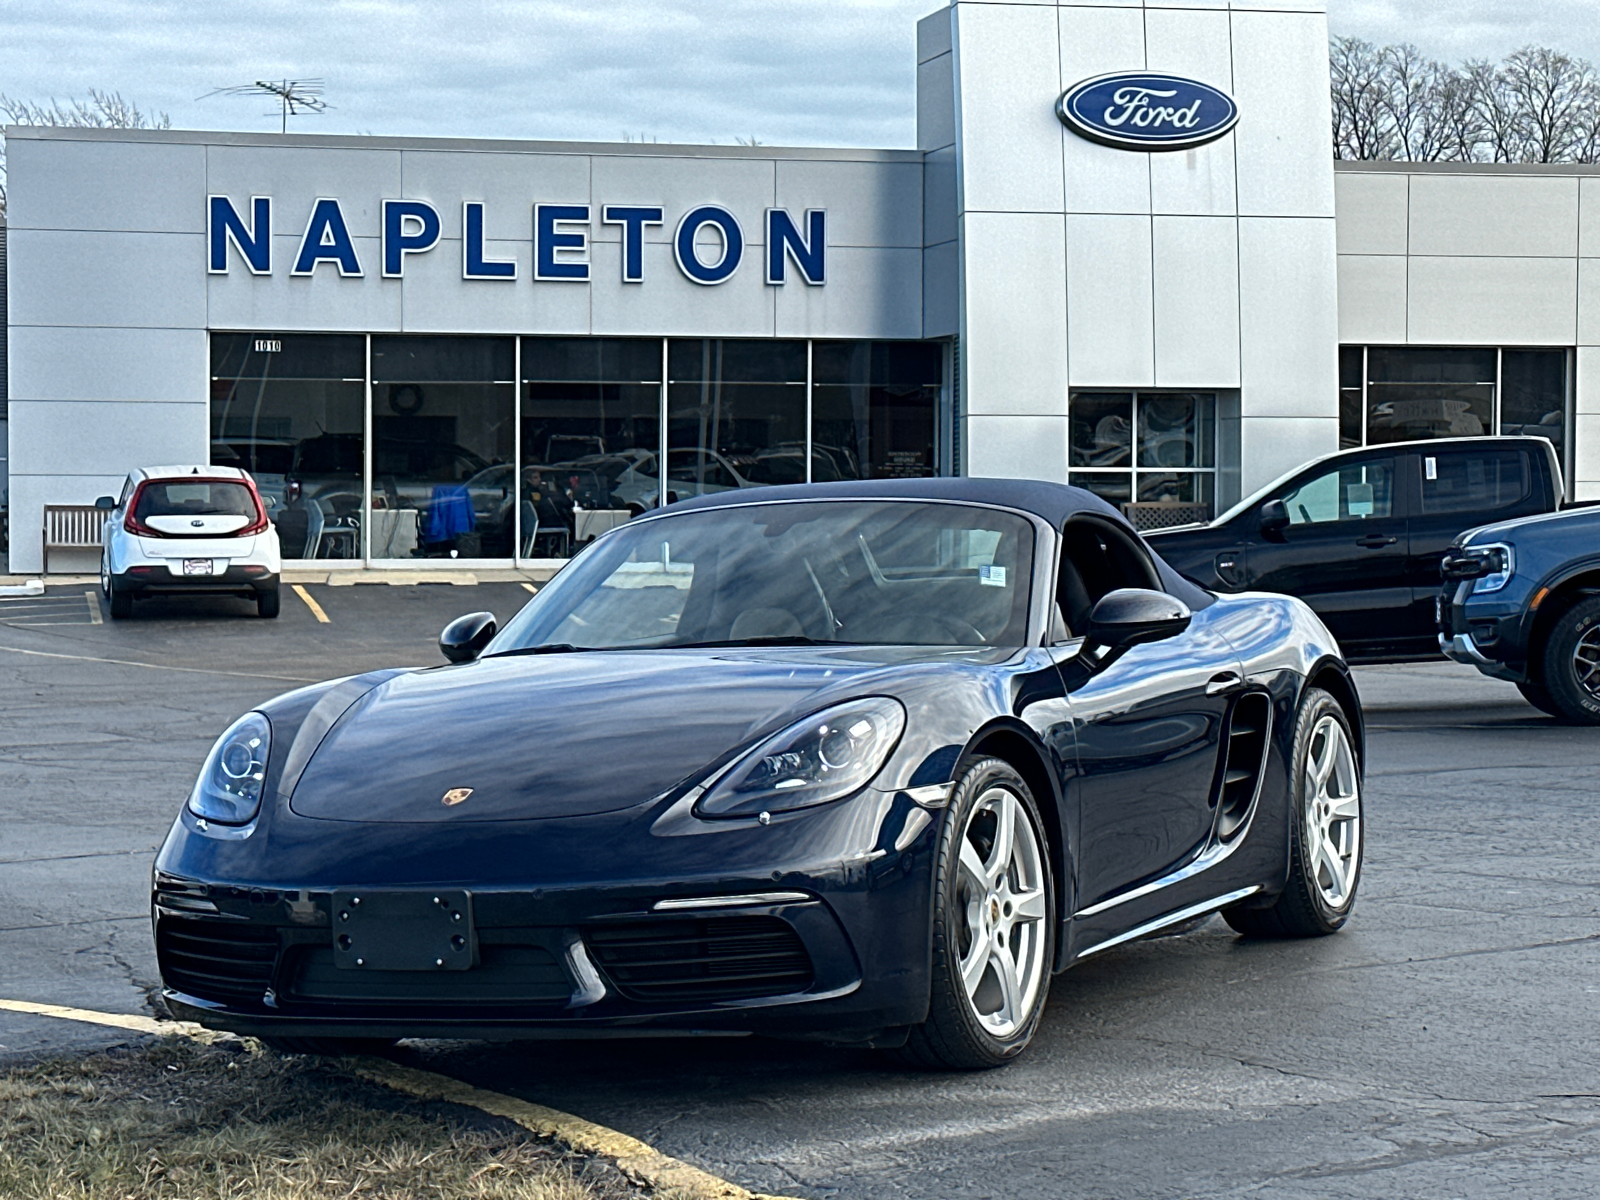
(237, 478, 270, 537)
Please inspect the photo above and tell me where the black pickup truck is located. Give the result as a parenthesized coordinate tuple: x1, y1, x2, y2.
(1438, 505, 1600, 724)
(1147, 436, 1566, 663)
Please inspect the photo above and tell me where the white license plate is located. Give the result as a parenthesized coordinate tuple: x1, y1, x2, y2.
(182, 559, 213, 576)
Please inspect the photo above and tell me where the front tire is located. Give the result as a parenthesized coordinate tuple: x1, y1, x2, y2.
(1516, 676, 1564, 718)
(898, 758, 1054, 1071)
(1225, 688, 1362, 939)
(1540, 596, 1600, 725)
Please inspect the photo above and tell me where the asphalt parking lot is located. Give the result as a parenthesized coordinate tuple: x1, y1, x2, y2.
(3, 581, 1598, 1198)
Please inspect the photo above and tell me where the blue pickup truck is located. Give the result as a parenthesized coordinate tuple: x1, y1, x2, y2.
(1439, 505, 1600, 724)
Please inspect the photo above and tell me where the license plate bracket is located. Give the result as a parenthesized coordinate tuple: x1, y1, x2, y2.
(182, 559, 213, 576)
(331, 890, 475, 971)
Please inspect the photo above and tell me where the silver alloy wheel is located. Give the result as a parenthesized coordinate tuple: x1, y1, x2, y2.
(1572, 626, 1600, 699)
(954, 785, 1048, 1038)
(1304, 714, 1361, 911)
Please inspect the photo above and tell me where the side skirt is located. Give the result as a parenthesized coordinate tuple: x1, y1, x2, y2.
(1071, 885, 1260, 962)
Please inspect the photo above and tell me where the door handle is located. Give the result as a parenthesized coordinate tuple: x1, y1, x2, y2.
(1206, 671, 1244, 697)
(1355, 535, 1398, 549)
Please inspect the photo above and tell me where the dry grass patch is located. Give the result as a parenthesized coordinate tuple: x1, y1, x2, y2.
(0, 1037, 661, 1200)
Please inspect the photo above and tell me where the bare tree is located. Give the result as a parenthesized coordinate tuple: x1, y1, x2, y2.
(1330, 36, 1396, 159)
(0, 90, 171, 215)
(1498, 46, 1597, 163)
(1378, 44, 1452, 161)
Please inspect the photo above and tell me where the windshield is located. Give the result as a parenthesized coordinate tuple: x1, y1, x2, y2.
(490, 500, 1036, 651)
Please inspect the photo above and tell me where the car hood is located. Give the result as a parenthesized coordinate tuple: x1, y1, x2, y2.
(286, 647, 957, 823)
(1461, 504, 1600, 546)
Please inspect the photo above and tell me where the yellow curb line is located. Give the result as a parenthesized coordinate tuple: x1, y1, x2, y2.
(0, 998, 803, 1200)
(521, 582, 539, 594)
(84, 590, 104, 625)
(291, 583, 331, 623)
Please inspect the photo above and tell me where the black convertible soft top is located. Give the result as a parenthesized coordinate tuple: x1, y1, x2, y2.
(665, 476, 1213, 609)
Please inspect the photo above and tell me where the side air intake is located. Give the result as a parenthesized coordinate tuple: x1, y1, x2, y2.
(1217, 692, 1272, 841)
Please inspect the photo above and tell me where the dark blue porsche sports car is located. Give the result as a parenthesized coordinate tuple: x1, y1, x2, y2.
(154, 479, 1365, 1069)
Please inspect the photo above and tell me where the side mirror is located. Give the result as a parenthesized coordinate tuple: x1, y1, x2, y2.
(1259, 498, 1290, 540)
(94, 496, 116, 511)
(439, 611, 497, 663)
(1084, 588, 1192, 657)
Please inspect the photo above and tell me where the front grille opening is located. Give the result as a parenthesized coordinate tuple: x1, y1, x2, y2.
(1217, 692, 1272, 841)
(156, 915, 278, 1006)
(582, 915, 814, 1004)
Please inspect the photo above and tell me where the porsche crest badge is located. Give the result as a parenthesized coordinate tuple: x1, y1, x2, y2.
(441, 787, 474, 807)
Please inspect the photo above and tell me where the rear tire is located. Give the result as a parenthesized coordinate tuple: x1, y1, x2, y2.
(1516, 675, 1563, 718)
(1540, 596, 1600, 725)
(256, 587, 281, 619)
(260, 1036, 395, 1057)
(897, 757, 1054, 1071)
(1225, 688, 1362, 939)
(108, 589, 133, 620)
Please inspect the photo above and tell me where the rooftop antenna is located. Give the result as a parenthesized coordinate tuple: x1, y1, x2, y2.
(200, 79, 327, 134)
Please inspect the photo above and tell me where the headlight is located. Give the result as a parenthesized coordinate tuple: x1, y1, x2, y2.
(188, 712, 271, 824)
(695, 697, 906, 819)
(1471, 544, 1515, 594)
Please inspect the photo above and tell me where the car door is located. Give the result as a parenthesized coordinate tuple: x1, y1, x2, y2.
(1403, 443, 1543, 643)
(1244, 452, 1409, 656)
(1054, 517, 1243, 909)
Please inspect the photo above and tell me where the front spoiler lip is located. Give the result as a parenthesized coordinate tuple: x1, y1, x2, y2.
(1439, 632, 1522, 682)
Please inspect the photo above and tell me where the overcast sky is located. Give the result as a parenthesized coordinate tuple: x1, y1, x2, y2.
(2, 1, 1598, 151)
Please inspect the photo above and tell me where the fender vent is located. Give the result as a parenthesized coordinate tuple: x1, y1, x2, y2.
(582, 916, 813, 1004)
(1217, 692, 1272, 840)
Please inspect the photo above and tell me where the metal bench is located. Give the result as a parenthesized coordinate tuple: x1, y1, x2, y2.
(1120, 501, 1213, 532)
(42, 504, 110, 573)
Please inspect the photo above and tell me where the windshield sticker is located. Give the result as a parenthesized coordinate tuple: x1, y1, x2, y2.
(979, 565, 1008, 588)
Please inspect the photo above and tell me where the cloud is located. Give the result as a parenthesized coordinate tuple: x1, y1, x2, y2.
(3, 1, 1597, 155)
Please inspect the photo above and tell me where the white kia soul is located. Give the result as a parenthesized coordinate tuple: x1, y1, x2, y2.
(98, 466, 282, 619)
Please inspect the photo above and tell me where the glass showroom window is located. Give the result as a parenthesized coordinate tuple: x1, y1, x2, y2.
(369, 336, 516, 560)
(1067, 392, 1216, 519)
(1346, 346, 1570, 472)
(666, 339, 808, 504)
(811, 341, 941, 481)
(521, 337, 663, 558)
(209, 333, 365, 560)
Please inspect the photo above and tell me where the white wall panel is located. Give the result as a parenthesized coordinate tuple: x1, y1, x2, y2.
(1334, 172, 1409, 256)
(6, 474, 130, 572)
(8, 327, 206, 403)
(8, 230, 206, 329)
(1066, 214, 1154, 389)
(965, 415, 1069, 483)
(1580, 258, 1600, 347)
(775, 247, 921, 340)
(1407, 256, 1577, 345)
(1146, 8, 1238, 218)
(1577, 349, 1600, 499)
(590, 242, 773, 338)
(8, 138, 205, 233)
(1238, 416, 1337, 495)
(1238, 217, 1339, 417)
(401, 242, 590, 335)
(1581, 178, 1600, 258)
(1336, 254, 1407, 345)
(1408, 175, 1579, 259)
(917, 51, 956, 152)
(1059, 5, 1149, 216)
(923, 242, 959, 339)
(589, 156, 773, 244)
(399, 151, 590, 242)
(1578, 347, 1600, 415)
(206, 235, 400, 333)
(8, 399, 208, 477)
(1152, 216, 1240, 388)
(952, 3, 1065, 215)
(1231, 11, 1336, 218)
(775, 160, 922, 248)
(962, 212, 1068, 416)
(206, 146, 401, 239)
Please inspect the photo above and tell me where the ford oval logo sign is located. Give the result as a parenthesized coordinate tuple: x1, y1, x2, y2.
(1057, 72, 1239, 152)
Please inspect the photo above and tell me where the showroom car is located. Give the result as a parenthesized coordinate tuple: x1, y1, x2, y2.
(99, 465, 282, 619)
(152, 479, 1364, 1069)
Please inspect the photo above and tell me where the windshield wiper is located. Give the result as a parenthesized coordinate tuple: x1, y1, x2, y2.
(662, 636, 852, 649)
(484, 643, 585, 657)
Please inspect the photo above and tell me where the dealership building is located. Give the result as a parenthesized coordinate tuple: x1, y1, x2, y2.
(3, 0, 1598, 574)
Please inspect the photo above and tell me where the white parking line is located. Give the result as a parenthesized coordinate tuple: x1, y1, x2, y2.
(0, 644, 317, 683)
